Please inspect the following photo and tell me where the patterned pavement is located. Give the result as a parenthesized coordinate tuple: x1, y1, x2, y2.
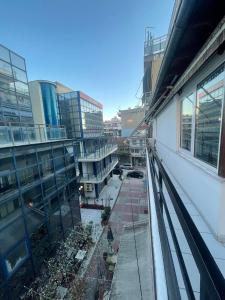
(83, 173, 148, 300)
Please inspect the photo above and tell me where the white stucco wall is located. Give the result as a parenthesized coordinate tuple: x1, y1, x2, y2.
(153, 52, 225, 241)
(29, 81, 45, 125)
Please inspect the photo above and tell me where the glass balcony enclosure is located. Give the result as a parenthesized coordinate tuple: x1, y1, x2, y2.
(77, 137, 118, 161)
(80, 157, 118, 183)
(0, 121, 67, 146)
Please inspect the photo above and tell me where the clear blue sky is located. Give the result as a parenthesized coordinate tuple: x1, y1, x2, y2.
(0, 0, 174, 120)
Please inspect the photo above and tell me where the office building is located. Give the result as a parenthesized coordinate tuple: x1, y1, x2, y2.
(58, 88, 118, 200)
(0, 47, 80, 299)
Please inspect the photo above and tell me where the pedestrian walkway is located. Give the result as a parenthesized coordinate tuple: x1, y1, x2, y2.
(83, 171, 154, 300)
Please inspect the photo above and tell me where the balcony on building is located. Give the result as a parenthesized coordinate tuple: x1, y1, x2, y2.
(77, 136, 118, 162)
(79, 156, 118, 184)
(0, 121, 67, 147)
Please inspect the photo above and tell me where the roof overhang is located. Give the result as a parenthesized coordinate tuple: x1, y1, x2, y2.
(151, 0, 225, 107)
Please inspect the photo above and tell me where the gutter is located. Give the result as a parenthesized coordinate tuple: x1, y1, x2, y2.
(152, 0, 196, 104)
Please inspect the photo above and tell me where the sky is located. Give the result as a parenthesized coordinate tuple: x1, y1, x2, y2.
(0, 0, 174, 120)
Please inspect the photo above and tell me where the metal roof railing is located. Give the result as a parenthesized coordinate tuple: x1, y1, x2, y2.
(146, 144, 225, 299)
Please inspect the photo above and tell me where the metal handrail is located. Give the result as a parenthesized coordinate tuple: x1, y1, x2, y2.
(147, 145, 225, 299)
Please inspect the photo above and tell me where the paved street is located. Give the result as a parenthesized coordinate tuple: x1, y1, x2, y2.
(83, 171, 150, 300)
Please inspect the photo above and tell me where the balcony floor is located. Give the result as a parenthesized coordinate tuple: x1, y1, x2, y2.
(83, 169, 154, 300)
(109, 170, 154, 299)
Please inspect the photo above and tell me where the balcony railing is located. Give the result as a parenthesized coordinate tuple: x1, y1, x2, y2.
(0, 122, 67, 147)
(80, 158, 118, 183)
(78, 144, 118, 161)
(146, 145, 225, 299)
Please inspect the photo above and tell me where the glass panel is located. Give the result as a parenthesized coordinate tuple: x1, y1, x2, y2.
(180, 95, 193, 151)
(17, 94, 31, 107)
(0, 172, 17, 196)
(195, 66, 225, 167)
(10, 52, 25, 70)
(14, 81, 29, 96)
(0, 45, 10, 62)
(12, 66, 27, 83)
(0, 60, 12, 77)
(0, 75, 15, 91)
(5, 241, 28, 275)
(0, 90, 17, 105)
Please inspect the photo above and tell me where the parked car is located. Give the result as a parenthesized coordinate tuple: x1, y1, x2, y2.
(127, 171, 144, 179)
(120, 164, 134, 170)
(113, 168, 123, 175)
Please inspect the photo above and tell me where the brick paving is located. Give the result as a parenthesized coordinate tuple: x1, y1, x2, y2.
(83, 173, 148, 300)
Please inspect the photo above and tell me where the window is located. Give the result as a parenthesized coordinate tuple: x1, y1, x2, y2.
(180, 95, 193, 151)
(0, 45, 10, 62)
(12, 66, 27, 83)
(15, 81, 29, 95)
(194, 66, 224, 167)
(10, 52, 26, 70)
(0, 59, 12, 77)
(5, 241, 28, 275)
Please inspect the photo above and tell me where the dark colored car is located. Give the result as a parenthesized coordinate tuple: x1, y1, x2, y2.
(127, 171, 144, 179)
(113, 168, 123, 175)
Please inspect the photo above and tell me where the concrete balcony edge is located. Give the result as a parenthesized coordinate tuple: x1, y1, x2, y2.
(77, 146, 118, 162)
(80, 159, 118, 184)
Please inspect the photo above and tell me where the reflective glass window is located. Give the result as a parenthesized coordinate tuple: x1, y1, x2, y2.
(0, 75, 15, 91)
(0, 60, 12, 77)
(5, 241, 28, 275)
(15, 81, 29, 95)
(0, 90, 17, 105)
(12, 66, 27, 83)
(195, 65, 225, 167)
(0, 45, 10, 62)
(17, 95, 31, 107)
(180, 95, 193, 151)
(10, 52, 26, 70)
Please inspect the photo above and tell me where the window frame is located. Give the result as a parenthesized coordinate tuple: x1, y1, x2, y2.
(180, 93, 194, 153)
(178, 63, 225, 175)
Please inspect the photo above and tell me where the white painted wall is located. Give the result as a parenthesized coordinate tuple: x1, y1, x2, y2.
(84, 183, 96, 198)
(29, 81, 47, 141)
(29, 81, 45, 125)
(153, 52, 225, 241)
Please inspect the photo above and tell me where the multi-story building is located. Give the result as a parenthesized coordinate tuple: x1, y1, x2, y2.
(119, 107, 146, 166)
(0, 44, 33, 125)
(116, 137, 130, 165)
(145, 1, 225, 299)
(143, 31, 167, 106)
(0, 46, 80, 299)
(57, 87, 118, 200)
(129, 126, 147, 166)
(104, 116, 121, 137)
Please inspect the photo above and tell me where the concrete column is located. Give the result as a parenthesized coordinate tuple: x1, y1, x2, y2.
(95, 184, 99, 198)
(93, 162, 97, 176)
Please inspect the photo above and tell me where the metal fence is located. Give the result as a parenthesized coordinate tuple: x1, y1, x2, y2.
(146, 145, 225, 299)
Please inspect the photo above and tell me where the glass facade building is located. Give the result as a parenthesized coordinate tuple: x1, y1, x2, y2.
(0, 140, 80, 299)
(0, 47, 81, 299)
(40, 82, 59, 126)
(58, 91, 103, 139)
(0, 44, 33, 125)
(58, 88, 118, 199)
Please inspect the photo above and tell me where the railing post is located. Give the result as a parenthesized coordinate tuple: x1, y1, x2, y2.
(158, 171, 163, 212)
